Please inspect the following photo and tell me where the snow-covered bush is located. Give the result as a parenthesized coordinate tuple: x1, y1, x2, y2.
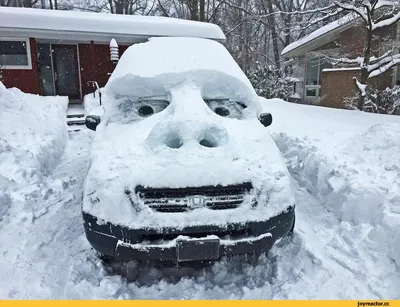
(375, 86, 400, 115)
(345, 85, 400, 115)
(247, 65, 294, 100)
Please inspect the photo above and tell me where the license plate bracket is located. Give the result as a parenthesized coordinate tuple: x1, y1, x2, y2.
(176, 238, 220, 262)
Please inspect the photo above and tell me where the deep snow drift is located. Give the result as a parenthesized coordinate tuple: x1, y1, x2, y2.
(0, 83, 68, 222)
(262, 98, 400, 270)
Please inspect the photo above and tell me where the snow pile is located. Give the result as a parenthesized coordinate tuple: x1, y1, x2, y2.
(83, 38, 293, 228)
(262, 98, 400, 267)
(0, 83, 68, 217)
(83, 92, 104, 117)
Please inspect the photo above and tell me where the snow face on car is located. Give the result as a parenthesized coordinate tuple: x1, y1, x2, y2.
(83, 37, 295, 228)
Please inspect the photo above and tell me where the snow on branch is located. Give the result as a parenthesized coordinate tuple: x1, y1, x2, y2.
(333, 0, 400, 32)
(372, 11, 400, 30)
(353, 77, 368, 96)
(335, 56, 364, 65)
(369, 58, 400, 78)
(367, 53, 400, 73)
(333, 1, 369, 25)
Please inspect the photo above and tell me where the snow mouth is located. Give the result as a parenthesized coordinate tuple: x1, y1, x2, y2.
(130, 182, 255, 212)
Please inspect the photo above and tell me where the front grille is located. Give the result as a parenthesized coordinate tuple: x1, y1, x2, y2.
(134, 183, 253, 212)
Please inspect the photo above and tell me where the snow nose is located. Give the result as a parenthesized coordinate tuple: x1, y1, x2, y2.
(147, 124, 228, 150)
(164, 132, 184, 149)
(198, 126, 227, 148)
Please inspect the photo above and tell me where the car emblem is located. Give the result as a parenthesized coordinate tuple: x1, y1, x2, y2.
(187, 195, 206, 209)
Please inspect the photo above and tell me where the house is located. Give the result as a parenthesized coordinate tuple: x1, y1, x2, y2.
(0, 7, 225, 103)
(281, 14, 399, 109)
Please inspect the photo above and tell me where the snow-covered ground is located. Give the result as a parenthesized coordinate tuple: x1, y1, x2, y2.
(263, 98, 400, 271)
(0, 92, 399, 299)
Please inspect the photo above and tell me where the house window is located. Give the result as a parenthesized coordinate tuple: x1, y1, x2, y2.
(0, 39, 32, 69)
(305, 56, 332, 97)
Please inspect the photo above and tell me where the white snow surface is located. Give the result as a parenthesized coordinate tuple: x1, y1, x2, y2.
(0, 83, 68, 194)
(107, 37, 256, 101)
(84, 38, 291, 228)
(322, 67, 361, 72)
(262, 98, 400, 271)
(83, 92, 105, 117)
(0, 7, 225, 42)
(0, 94, 399, 299)
(0, 82, 68, 260)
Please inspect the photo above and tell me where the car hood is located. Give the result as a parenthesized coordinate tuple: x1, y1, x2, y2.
(83, 113, 295, 229)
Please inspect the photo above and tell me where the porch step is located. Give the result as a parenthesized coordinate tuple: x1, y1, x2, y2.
(67, 120, 86, 126)
(67, 104, 86, 127)
(67, 113, 85, 119)
(67, 116, 85, 126)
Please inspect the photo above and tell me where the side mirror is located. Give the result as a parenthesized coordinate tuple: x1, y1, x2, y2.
(85, 115, 101, 131)
(259, 113, 273, 127)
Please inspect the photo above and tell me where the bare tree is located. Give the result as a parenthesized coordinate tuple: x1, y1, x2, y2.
(0, 0, 39, 7)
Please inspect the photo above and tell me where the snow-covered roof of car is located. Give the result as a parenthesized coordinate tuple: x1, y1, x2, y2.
(0, 7, 226, 44)
(106, 37, 257, 102)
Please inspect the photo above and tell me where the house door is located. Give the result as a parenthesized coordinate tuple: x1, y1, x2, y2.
(52, 45, 80, 100)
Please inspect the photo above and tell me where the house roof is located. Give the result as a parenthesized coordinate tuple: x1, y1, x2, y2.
(0, 7, 226, 44)
(281, 14, 355, 58)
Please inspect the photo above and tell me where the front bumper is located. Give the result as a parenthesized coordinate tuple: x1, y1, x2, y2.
(82, 206, 295, 263)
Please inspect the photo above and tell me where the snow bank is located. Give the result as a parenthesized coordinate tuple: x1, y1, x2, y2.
(0, 83, 68, 215)
(83, 92, 104, 117)
(262, 98, 400, 267)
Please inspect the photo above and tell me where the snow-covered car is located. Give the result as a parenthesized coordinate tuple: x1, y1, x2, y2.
(82, 37, 295, 263)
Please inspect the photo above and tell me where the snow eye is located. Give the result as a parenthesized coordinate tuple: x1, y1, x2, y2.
(205, 99, 246, 119)
(116, 98, 169, 123)
(137, 100, 169, 118)
(214, 107, 230, 117)
(138, 105, 154, 117)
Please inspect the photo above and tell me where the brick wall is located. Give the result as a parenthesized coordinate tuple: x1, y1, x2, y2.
(79, 42, 129, 97)
(320, 69, 361, 108)
(310, 22, 396, 109)
(320, 69, 394, 109)
(338, 26, 366, 56)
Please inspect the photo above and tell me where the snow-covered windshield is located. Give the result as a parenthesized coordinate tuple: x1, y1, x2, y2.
(103, 37, 261, 124)
(110, 96, 248, 124)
